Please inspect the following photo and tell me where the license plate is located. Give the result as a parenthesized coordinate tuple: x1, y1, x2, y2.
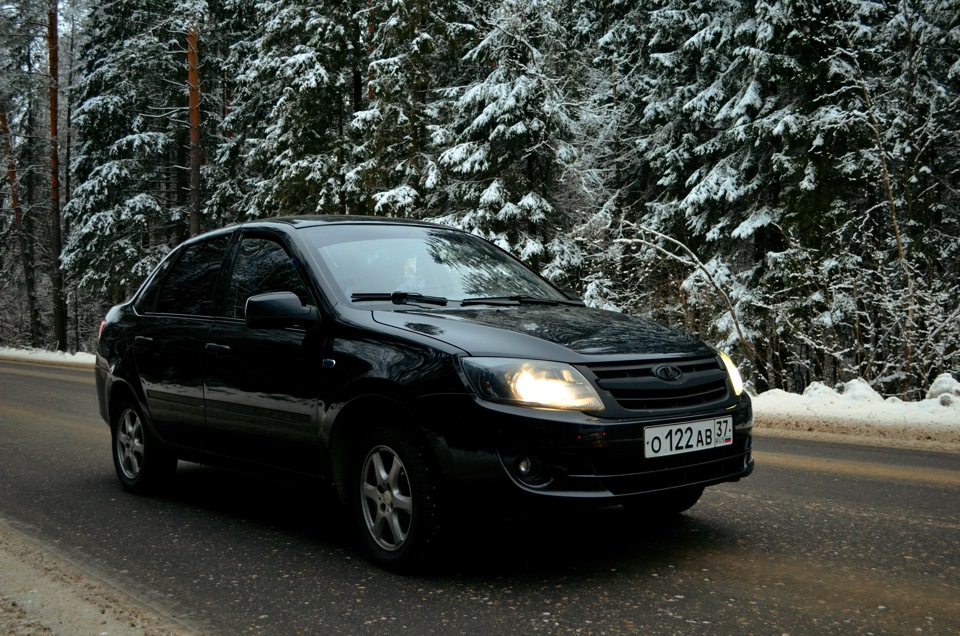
(644, 417, 733, 459)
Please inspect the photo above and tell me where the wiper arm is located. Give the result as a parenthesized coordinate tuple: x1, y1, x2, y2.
(460, 295, 571, 307)
(351, 292, 448, 306)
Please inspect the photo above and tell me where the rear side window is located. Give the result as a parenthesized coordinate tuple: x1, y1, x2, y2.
(225, 237, 311, 318)
(154, 235, 232, 315)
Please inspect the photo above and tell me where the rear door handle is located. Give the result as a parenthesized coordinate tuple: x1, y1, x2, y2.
(134, 336, 153, 350)
(205, 343, 231, 355)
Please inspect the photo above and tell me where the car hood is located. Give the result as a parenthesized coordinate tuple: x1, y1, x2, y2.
(371, 305, 712, 360)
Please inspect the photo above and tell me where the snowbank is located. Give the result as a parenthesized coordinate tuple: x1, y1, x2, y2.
(753, 375, 960, 445)
(0, 347, 96, 369)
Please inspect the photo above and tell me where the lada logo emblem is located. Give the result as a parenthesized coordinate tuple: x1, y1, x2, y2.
(654, 365, 683, 381)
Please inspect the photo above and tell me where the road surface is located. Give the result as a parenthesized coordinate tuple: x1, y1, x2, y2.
(1, 359, 957, 634)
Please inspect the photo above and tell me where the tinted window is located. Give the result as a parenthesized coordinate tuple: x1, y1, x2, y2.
(225, 237, 311, 318)
(134, 259, 170, 314)
(154, 235, 231, 315)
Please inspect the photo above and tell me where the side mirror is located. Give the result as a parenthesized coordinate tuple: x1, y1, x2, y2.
(245, 292, 321, 329)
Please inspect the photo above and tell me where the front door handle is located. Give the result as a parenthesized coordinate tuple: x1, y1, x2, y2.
(205, 343, 231, 356)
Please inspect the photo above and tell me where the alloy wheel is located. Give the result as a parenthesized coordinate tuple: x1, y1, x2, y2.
(360, 445, 414, 551)
(116, 408, 145, 480)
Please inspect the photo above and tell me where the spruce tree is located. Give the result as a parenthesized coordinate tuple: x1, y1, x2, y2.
(64, 0, 229, 297)
(348, 0, 473, 218)
(215, 0, 366, 219)
(434, 0, 584, 284)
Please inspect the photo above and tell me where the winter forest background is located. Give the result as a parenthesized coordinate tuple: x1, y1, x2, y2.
(1, 0, 958, 398)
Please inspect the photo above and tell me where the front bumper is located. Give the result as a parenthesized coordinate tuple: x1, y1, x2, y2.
(417, 393, 754, 502)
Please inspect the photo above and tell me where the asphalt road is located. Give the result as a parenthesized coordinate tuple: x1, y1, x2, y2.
(1, 359, 958, 635)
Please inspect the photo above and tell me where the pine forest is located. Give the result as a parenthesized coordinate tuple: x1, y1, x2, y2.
(1, 0, 958, 398)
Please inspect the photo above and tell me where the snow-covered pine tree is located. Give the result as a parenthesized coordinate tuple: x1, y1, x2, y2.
(203, 0, 261, 225)
(213, 0, 366, 219)
(695, 0, 871, 390)
(432, 0, 585, 285)
(584, 0, 863, 388)
(827, 0, 960, 396)
(0, 0, 47, 346)
(572, 0, 671, 310)
(64, 0, 230, 298)
(600, 0, 959, 394)
(596, 1, 760, 364)
(347, 0, 473, 219)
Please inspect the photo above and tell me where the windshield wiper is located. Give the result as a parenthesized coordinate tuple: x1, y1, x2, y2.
(351, 292, 448, 307)
(459, 295, 574, 307)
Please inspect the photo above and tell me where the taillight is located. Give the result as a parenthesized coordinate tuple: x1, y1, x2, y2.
(98, 320, 106, 341)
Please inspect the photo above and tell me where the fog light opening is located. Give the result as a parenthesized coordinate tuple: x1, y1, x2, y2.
(515, 455, 552, 487)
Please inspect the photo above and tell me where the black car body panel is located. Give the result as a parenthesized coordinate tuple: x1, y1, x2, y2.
(96, 216, 753, 562)
(371, 305, 709, 358)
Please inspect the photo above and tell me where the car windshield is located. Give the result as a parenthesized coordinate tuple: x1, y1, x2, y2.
(302, 224, 568, 305)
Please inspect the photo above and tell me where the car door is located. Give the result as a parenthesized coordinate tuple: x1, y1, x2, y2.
(203, 232, 324, 473)
(132, 232, 234, 447)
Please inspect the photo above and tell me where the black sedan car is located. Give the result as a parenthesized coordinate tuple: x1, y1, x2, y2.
(96, 216, 753, 569)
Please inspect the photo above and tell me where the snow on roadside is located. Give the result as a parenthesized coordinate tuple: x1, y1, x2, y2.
(0, 347, 95, 369)
(0, 520, 199, 636)
(753, 375, 960, 445)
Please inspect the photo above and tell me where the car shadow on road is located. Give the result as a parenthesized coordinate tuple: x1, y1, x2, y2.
(431, 503, 737, 579)
(160, 462, 352, 543)
(141, 462, 737, 580)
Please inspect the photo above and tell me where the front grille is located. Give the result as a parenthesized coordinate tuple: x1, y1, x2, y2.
(586, 356, 729, 411)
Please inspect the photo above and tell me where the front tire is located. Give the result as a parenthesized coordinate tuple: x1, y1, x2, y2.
(111, 399, 176, 494)
(352, 426, 441, 571)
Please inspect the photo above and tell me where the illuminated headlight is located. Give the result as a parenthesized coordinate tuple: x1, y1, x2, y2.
(719, 351, 745, 396)
(461, 358, 604, 411)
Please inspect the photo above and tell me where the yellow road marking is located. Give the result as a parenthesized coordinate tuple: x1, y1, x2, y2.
(755, 450, 960, 487)
(0, 400, 104, 435)
(0, 363, 95, 385)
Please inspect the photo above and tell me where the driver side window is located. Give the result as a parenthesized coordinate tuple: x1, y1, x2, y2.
(225, 238, 312, 319)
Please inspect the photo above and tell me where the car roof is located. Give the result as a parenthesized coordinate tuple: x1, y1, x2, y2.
(238, 215, 450, 231)
(171, 215, 462, 254)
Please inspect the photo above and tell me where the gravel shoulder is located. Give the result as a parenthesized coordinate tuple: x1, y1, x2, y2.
(0, 519, 201, 636)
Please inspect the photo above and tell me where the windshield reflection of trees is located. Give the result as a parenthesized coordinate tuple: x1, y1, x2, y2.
(422, 230, 558, 299)
(312, 227, 560, 301)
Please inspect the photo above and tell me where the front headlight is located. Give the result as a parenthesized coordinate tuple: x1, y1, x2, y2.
(461, 358, 604, 411)
(719, 351, 745, 396)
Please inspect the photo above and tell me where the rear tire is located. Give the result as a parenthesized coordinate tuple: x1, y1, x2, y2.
(351, 425, 441, 571)
(111, 399, 177, 494)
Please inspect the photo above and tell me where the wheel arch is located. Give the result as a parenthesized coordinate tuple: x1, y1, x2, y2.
(106, 379, 145, 427)
(105, 378, 168, 449)
(327, 392, 439, 507)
